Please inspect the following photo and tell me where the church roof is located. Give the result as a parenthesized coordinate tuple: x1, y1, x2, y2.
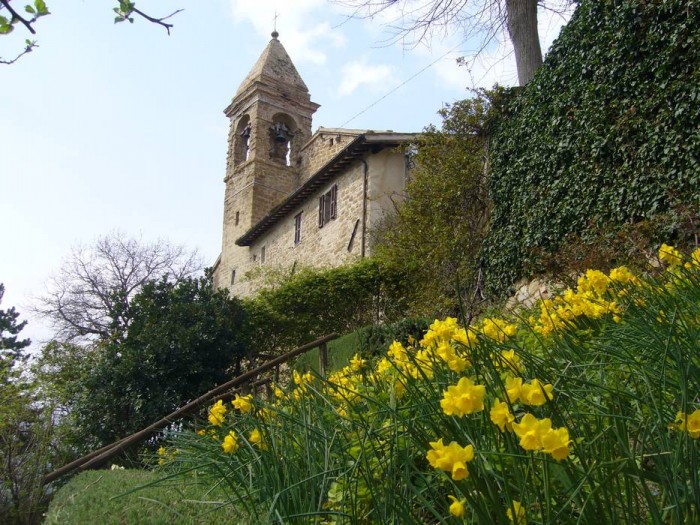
(235, 131, 417, 246)
(235, 33, 309, 97)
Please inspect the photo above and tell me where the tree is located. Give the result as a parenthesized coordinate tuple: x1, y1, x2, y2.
(372, 93, 492, 318)
(0, 1, 182, 64)
(336, 0, 572, 85)
(0, 284, 30, 361)
(52, 273, 250, 451)
(0, 287, 49, 525)
(35, 231, 202, 344)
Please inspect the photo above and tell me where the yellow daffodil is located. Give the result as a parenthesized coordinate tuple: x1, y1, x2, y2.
(490, 399, 515, 432)
(609, 266, 638, 284)
(222, 431, 238, 454)
(513, 413, 551, 451)
(497, 349, 525, 373)
(659, 243, 683, 267)
(440, 377, 486, 417)
(673, 409, 700, 438)
(208, 399, 227, 427)
(448, 495, 466, 518)
(505, 376, 523, 403)
(232, 393, 254, 413)
(350, 353, 366, 371)
(520, 379, 554, 406)
(507, 500, 526, 524)
(481, 318, 518, 343)
(426, 438, 475, 480)
(541, 427, 572, 460)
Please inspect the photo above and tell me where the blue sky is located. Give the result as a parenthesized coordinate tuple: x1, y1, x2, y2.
(1, 0, 573, 346)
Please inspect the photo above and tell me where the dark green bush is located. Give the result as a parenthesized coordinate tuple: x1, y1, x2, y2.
(356, 317, 430, 358)
(246, 259, 410, 355)
(483, 0, 700, 297)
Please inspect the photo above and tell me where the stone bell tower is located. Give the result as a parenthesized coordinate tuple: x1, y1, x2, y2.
(215, 31, 320, 292)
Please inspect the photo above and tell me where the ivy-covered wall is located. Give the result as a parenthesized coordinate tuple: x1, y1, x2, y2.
(482, 0, 699, 296)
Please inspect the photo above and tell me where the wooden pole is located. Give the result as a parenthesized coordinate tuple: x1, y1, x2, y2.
(318, 342, 329, 376)
(43, 333, 339, 485)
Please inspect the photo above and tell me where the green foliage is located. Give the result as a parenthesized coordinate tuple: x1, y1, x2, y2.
(44, 272, 250, 453)
(483, 0, 700, 297)
(44, 469, 241, 525)
(373, 95, 491, 317)
(356, 317, 430, 358)
(246, 259, 410, 354)
(0, 284, 30, 362)
(0, 289, 54, 525)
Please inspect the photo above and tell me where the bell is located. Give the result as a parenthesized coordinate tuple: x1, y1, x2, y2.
(272, 123, 290, 143)
(240, 125, 251, 139)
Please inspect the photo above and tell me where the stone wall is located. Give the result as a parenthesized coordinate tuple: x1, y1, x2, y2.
(298, 129, 362, 185)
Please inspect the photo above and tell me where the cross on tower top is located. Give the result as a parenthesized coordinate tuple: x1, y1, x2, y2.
(271, 10, 279, 39)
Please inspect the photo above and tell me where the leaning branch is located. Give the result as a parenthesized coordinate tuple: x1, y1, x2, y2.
(131, 7, 184, 35)
(0, 40, 37, 64)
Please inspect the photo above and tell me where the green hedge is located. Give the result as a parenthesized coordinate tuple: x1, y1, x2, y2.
(483, 0, 699, 296)
(245, 259, 410, 354)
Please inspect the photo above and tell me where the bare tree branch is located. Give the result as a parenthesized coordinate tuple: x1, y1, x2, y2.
(131, 7, 184, 35)
(33, 231, 203, 344)
(0, 39, 37, 64)
(334, 0, 575, 85)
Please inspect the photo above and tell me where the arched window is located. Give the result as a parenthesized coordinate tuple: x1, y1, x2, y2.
(234, 115, 251, 165)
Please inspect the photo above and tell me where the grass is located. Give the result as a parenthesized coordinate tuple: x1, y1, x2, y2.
(293, 330, 362, 374)
(44, 469, 246, 525)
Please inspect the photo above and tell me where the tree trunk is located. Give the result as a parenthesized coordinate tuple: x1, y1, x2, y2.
(505, 0, 543, 86)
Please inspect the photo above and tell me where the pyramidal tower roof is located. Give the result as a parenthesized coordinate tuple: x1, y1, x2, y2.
(235, 32, 309, 97)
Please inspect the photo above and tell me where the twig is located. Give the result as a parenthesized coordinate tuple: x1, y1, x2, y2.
(131, 7, 184, 35)
(0, 40, 38, 65)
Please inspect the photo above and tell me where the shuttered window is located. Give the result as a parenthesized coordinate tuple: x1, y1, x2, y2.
(318, 185, 338, 228)
(294, 212, 303, 245)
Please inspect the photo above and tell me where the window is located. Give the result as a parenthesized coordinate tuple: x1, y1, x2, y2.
(235, 211, 240, 226)
(294, 212, 303, 245)
(318, 184, 337, 228)
(261, 246, 266, 264)
(230, 269, 236, 285)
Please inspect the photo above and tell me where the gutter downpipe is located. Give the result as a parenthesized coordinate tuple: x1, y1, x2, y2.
(360, 158, 369, 257)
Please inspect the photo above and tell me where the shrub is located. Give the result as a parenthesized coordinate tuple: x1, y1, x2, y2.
(245, 259, 410, 355)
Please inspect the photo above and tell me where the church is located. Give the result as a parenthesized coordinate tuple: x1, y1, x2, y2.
(212, 31, 417, 297)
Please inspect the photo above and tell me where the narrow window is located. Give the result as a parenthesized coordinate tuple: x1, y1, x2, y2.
(318, 185, 338, 228)
(330, 184, 337, 219)
(230, 269, 236, 285)
(235, 211, 240, 226)
(261, 246, 266, 264)
(294, 212, 303, 245)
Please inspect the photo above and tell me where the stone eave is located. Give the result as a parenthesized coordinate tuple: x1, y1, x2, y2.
(235, 132, 417, 246)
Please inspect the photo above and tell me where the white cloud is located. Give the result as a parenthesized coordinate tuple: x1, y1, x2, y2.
(337, 58, 394, 97)
(230, 1, 346, 65)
